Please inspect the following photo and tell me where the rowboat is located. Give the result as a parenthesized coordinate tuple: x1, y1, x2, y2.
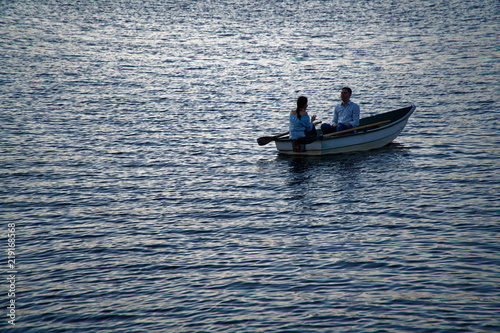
(266, 104, 415, 156)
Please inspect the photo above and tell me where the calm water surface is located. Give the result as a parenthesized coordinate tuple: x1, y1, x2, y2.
(1, 0, 499, 332)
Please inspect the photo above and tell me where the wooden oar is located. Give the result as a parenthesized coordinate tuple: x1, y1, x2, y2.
(257, 121, 322, 146)
(323, 120, 391, 138)
(257, 131, 289, 146)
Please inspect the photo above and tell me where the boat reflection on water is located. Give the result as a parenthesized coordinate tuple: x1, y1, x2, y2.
(276, 141, 414, 214)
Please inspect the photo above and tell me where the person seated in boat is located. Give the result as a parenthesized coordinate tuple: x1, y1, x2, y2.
(289, 96, 318, 142)
(321, 87, 360, 135)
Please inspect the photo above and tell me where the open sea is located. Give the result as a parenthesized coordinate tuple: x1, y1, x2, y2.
(1, 0, 499, 332)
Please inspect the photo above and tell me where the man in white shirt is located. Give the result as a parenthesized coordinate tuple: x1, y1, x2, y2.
(321, 87, 360, 135)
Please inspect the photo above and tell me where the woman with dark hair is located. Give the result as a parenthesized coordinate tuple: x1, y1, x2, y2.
(289, 96, 318, 140)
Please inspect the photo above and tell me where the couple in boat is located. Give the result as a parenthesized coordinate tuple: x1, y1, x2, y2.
(289, 87, 360, 143)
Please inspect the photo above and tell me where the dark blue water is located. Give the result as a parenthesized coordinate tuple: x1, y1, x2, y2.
(1, 0, 499, 332)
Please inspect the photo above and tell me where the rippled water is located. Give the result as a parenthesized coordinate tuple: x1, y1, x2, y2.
(1, 0, 499, 332)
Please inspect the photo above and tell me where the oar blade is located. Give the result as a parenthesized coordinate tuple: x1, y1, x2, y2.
(257, 136, 274, 146)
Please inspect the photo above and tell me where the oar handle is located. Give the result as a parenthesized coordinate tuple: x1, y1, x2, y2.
(323, 120, 390, 137)
(273, 131, 290, 139)
(272, 121, 322, 139)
